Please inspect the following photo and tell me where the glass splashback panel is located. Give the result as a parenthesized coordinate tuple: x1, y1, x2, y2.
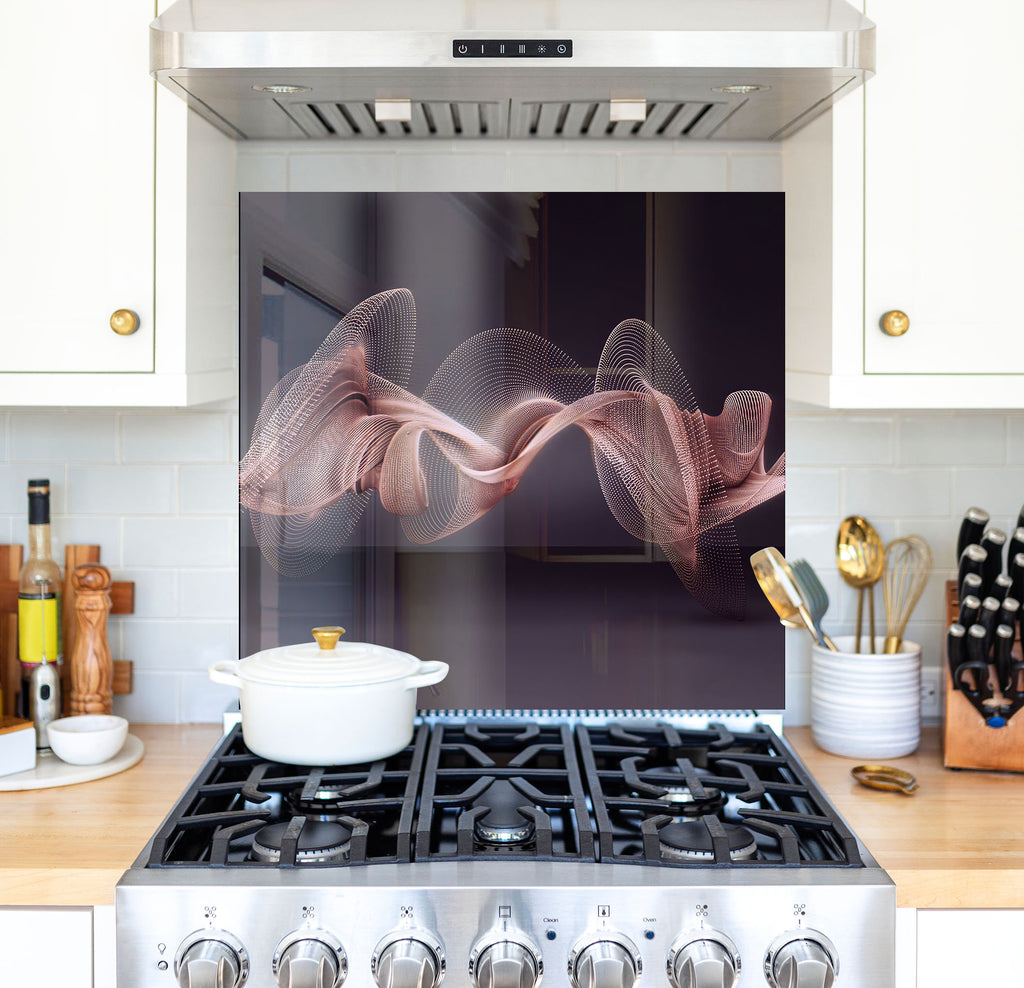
(240, 192, 786, 711)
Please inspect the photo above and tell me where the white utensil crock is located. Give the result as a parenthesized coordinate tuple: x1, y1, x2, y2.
(209, 628, 448, 765)
(810, 635, 921, 759)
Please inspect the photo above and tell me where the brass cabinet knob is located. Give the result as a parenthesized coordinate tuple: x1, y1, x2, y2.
(880, 310, 910, 337)
(311, 626, 346, 650)
(109, 309, 140, 336)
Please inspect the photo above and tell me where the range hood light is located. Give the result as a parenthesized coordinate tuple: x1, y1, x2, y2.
(712, 84, 772, 95)
(252, 84, 311, 94)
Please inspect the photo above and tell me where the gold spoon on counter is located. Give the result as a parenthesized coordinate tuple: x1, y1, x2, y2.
(836, 516, 886, 653)
(751, 547, 839, 651)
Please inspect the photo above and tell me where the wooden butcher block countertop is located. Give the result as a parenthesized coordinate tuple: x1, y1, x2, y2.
(1, 725, 1022, 908)
(0, 724, 221, 906)
(786, 726, 1024, 908)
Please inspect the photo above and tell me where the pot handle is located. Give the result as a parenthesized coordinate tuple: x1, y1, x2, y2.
(405, 660, 449, 691)
(209, 660, 243, 689)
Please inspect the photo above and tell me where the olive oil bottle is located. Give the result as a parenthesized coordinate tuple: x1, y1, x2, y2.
(18, 479, 62, 718)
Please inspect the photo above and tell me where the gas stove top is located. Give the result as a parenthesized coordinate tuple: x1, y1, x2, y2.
(118, 714, 894, 988)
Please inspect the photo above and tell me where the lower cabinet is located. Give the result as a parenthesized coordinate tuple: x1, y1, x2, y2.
(0, 907, 95, 987)
(916, 910, 1022, 986)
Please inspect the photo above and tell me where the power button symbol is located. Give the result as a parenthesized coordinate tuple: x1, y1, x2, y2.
(458, 44, 468, 54)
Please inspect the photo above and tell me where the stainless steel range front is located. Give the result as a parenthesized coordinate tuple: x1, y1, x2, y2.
(117, 714, 894, 988)
(117, 190, 893, 987)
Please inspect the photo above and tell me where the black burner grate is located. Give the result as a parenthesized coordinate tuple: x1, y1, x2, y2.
(144, 719, 862, 870)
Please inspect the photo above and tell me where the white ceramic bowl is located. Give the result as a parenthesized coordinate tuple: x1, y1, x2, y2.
(47, 715, 129, 765)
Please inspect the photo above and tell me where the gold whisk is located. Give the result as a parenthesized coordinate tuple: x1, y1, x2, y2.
(882, 535, 933, 654)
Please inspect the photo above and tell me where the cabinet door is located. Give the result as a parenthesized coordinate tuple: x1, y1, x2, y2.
(863, 0, 1024, 375)
(917, 910, 1023, 985)
(0, 907, 94, 987)
(0, 0, 154, 373)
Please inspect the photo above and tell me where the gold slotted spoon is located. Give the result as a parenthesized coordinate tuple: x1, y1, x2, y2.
(751, 547, 839, 651)
(836, 516, 886, 653)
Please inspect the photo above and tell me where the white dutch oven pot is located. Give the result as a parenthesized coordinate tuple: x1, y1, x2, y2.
(209, 626, 448, 765)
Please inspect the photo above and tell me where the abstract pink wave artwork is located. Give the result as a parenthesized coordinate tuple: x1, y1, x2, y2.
(240, 289, 785, 618)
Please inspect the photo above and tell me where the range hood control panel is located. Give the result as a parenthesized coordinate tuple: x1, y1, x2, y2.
(452, 40, 573, 58)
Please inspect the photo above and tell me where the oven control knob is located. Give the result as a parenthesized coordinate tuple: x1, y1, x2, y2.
(668, 932, 740, 988)
(764, 931, 838, 988)
(274, 932, 347, 988)
(372, 932, 446, 988)
(568, 934, 641, 988)
(470, 934, 543, 988)
(175, 930, 249, 988)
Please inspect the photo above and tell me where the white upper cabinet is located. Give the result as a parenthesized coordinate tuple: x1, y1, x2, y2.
(784, 0, 1024, 408)
(0, 0, 237, 406)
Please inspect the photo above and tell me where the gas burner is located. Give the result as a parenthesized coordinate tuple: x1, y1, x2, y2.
(286, 785, 353, 819)
(658, 821, 757, 863)
(251, 820, 353, 864)
(472, 780, 536, 845)
(656, 785, 727, 817)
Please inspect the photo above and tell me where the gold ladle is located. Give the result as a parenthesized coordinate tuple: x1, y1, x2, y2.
(751, 547, 839, 651)
(836, 516, 886, 653)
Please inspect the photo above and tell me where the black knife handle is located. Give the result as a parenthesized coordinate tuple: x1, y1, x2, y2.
(957, 506, 990, 561)
(1016, 503, 1024, 536)
(960, 572, 983, 605)
(998, 596, 1020, 631)
(980, 529, 1007, 590)
(1009, 527, 1024, 569)
(978, 596, 1002, 649)
(995, 624, 1016, 695)
(958, 594, 982, 628)
(1011, 553, 1024, 604)
(947, 623, 967, 690)
(958, 545, 988, 599)
(965, 624, 992, 697)
(990, 573, 1014, 603)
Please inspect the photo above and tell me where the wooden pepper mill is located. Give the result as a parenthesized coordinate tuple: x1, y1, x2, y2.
(69, 564, 113, 715)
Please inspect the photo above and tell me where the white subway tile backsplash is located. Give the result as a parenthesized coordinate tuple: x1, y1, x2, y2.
(116, 569, 180, 619)
(396, 152, 510, 191)
(124, 619, 237, 672)
(784, 468, 840, 518)
(1008, 416, 1024, 463)
(113, 671, 181, 724)
(179, 672, 239, 724)
(31, 515, 124, 568)
(180, 464, 238, 515)
(785, 520, 840, 570)
(899, 414, 1006, 466)
(617, 152, 727, 191)
(786, 416, 892, 466)
(179, 569, 239, 619)
(236, 152, 288, 191)
(121, 412, 230, 463)
(0, 464, 66, 514)
(123, 518, 234, 567)
(508, 152, 617, 191)
(728, 153, 783, 191)
(950, 467, 1024, 522)
(844, 468, 950, 517)
(10, 413, 116, 463)
(68, 465, 176, 515)
(289, 153, 398, 192)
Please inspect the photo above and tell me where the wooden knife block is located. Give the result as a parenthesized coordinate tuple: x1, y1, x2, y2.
(943, 580, 1024, 772)
(0, 545, 134, 718)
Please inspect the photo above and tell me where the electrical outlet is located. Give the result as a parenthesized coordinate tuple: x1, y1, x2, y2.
(920, 667, 942, 720)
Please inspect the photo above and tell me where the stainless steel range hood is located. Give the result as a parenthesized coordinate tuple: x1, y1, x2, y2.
(150, 0, 874, 142)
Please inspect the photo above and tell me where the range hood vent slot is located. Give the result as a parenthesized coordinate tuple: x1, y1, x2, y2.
(512, 100, 734, 139)
(281, 100, 508, 139)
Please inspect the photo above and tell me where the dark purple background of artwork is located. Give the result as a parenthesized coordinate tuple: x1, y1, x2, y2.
(240, 192, 785, 711)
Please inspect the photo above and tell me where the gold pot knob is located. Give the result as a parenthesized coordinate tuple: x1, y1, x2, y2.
(880, 310, 910, 337)
(311, 626, 346, 650)
(109, 309, 140, 336)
